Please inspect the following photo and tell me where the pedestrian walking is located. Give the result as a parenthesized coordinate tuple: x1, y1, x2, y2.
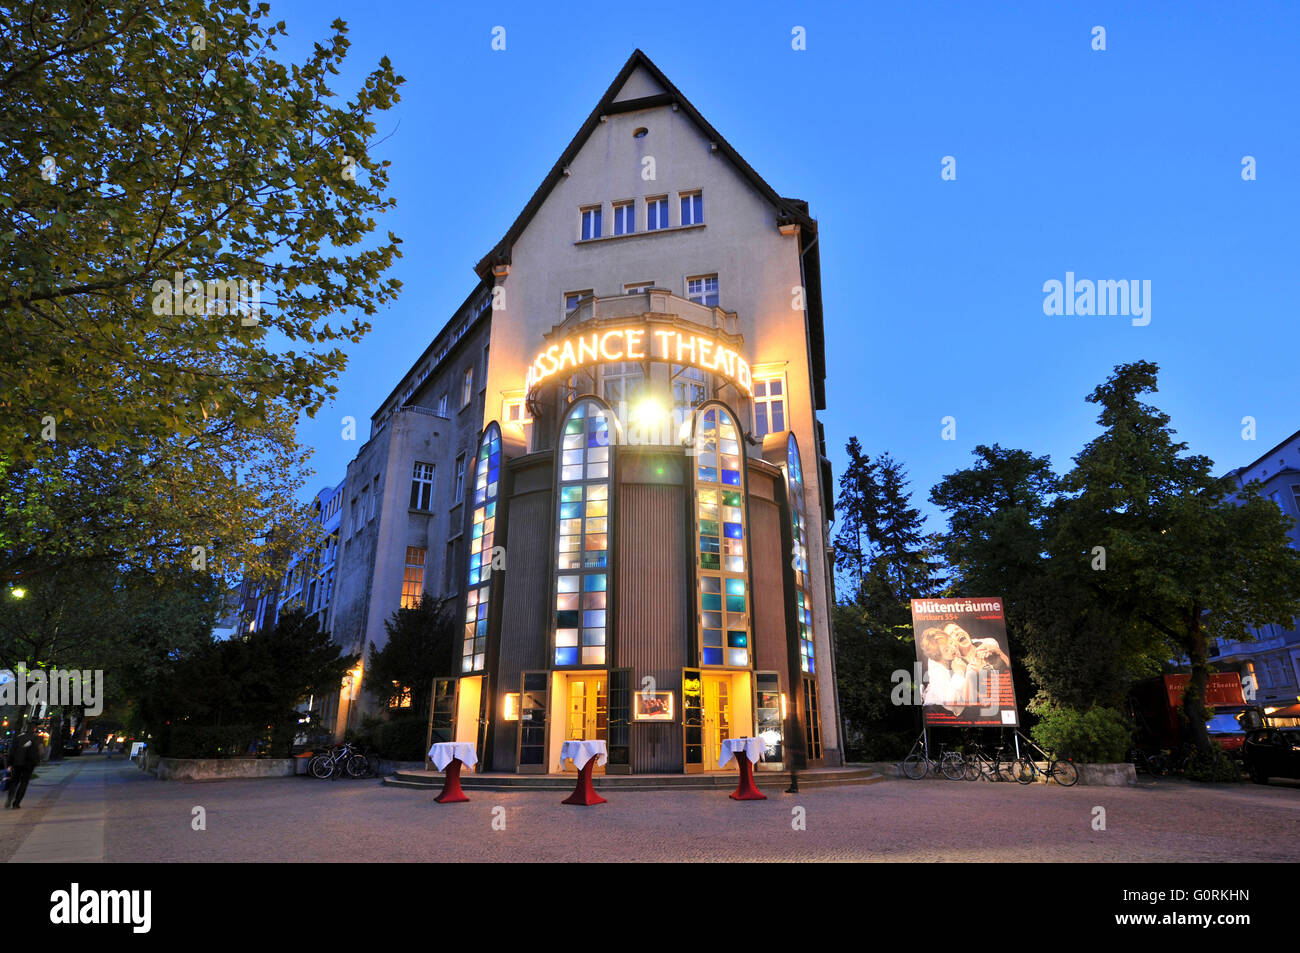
(5, 721, 43, 809)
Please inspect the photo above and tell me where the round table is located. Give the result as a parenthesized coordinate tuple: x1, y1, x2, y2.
(560, 739, 608, 806)
(428, 742, 478, 803)
(719, 737, 767, 800)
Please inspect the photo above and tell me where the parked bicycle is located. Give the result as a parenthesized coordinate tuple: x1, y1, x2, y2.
(901, 734, 966, 780)
(1012, 737, 1078, 787)
(308, 742, 373, 780)
(961, 742, 1021, 782)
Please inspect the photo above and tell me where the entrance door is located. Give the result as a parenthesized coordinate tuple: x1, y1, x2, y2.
(702, 673, 732, 770)
(564, 674, 607, 773)
(516, 672, 549, 774)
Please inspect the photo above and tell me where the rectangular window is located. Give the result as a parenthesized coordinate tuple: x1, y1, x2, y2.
(646, 196, 668, 231)
(481, 344, 489, 386)
(680, 191, 703, 226)
(581, 205, 602, 240)
(564, 289, 593, 315)
(613, 201, 635, 236)
(462, 366, 474, 408)
(354, 492, 366, 535)
(436, 392, 448, 416)
(368, 476, 379, 520)
(752, 374, 787, 437)
(504, 398, 530, 425)
(687, 274, 719, 307)
(453, 454, 466, 505)
(401, 547, 426, 609)
(410, 462, 435, 510)
(624, 281, 654, 295)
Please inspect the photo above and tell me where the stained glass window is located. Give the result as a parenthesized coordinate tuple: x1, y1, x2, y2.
(461, 423, 501, 673)
(786, 434, 815, 674)
(693, 405, 750, 667)
(554, 399, 614, 666)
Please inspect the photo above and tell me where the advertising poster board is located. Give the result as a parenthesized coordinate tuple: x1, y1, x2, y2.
(910, 597, 1018, 727)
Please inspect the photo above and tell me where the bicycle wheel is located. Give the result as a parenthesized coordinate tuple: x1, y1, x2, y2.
(993, 759, 1016, 782)
(940, 752, 966, 781)
(309, 755, 334, 780)
(1050, 760, 1078, 787)
(345, 755, 370, 779)
(1014, 759, 1035, 784)
(902, 753, 929, 780)
(963, 756, 980, 781)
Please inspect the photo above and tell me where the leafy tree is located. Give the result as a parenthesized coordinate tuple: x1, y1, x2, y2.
(1, 0, 404, 584)
(833, 446, 942, 758)
(364, 595, 456, 720)
(1051, 361, 1300, 754)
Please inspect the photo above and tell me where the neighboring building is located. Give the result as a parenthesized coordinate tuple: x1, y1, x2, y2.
(276, 480, 346, 634)
(323, 284, 494, 736)
(210, 585, 243, 641)
(325, 50, 841, 772)
(1211, 428, 1300, 708)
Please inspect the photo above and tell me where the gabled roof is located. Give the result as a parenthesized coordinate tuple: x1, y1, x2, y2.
(473, 49, 826, 408)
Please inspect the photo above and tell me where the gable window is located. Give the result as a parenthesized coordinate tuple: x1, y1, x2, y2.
(401, 547, 427, 609)
(436, 392, 448, 416)
(687, 274, 719, 307)
(680, 191, 703, 226)
(623, 281, 654, 295)
(613, 201, 635, 236)
(646, 196, 668, 231)
(581, 205, 602, 240)
(462, 366, 474, 408)
(453, 453, 466, 506)
(752, 374, 786, 437)
(410, 462, 436, 510)
(565, 289, 594, 315)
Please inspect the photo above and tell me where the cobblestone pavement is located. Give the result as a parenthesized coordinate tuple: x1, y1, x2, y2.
(5, 755, 1299, 863)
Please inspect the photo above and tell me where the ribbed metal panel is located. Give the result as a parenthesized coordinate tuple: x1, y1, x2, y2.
(749, 492, 790, 676)
(491, 483, 552, 771)
(617, 481, 688, 773)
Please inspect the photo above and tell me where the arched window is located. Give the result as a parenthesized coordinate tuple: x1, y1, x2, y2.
(462, 422, 502, 674)
(692, 403, 750, 667)
(785, 434, 815, 675)
(552, 398, 616, 667)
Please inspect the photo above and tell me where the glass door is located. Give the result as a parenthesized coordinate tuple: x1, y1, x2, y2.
(476, 675, 491, 770)
(755, 672, 783, 767)
(607, 668, 631, 772)
(563, 674, 607, 772)
(702, 674, 731, 770)
(424, 678, 457, 770)
(683, 669, 703, 772)
(517, 672, 549, 774)
(803, 674, 823, 763)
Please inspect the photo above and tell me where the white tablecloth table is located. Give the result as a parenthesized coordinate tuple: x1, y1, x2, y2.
(560, 739, 608, 771)
(560, 739, 608, 806)
(428, 741, 478, 772)
(427, 742, 477, 804)
(718, 736, 767, 800)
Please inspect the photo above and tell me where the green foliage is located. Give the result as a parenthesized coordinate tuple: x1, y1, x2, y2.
(1, 0, 404, 586)
(364, 595, 456, 716)
(1028, 704, 1132, 763)
(138, 607, 355, 758)
(1183, 745, 1240, 783)
(160, 723, 266, 759)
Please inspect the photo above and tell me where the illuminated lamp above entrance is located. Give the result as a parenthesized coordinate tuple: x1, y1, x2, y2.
(525, 323, 753, 397)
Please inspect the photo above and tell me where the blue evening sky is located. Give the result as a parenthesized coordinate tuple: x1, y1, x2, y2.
(269, 0, 1300, 533)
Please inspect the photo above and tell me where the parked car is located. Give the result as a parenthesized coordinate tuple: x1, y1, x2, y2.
(61, 739, 83, 756)
(1242, 728, 1300, 785)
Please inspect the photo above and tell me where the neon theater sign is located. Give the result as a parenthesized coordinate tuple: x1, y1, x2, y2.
(524, 324, 753, 397)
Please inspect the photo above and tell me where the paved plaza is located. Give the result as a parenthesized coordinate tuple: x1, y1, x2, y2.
(4, 755, 1298, 863)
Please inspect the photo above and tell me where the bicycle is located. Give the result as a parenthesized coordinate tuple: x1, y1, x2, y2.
(901, 734, 966, 780)
(308, 742, 371, 780)
(961, 742, 1021, 782)
(1012, 737, 1078, 787)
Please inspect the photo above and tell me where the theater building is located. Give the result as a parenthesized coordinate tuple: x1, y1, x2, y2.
(330, 50, 841, 772)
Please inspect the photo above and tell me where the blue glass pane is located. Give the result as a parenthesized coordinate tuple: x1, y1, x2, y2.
(727, 632, 747, 647)
(697, 466, 718, 482)
(724, 578, 745, 595)
(560, 502, 582, 519)
(556, 647, 579, 666)
(723, 522, 743, 539)
(703, 648, 723, 666)
(702, 593, 722, 611)
(585, 574, 607, 591)
(722, 470, 740, 486)
(561, 486, 583, 502)
(704, 629, 722, 647)
(726, 595, 746, 612)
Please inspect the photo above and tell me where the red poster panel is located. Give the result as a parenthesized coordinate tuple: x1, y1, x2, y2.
(911, 597, 1018, 728)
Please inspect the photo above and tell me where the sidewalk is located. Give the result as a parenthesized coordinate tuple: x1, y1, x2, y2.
(2, 756, 111, 863)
